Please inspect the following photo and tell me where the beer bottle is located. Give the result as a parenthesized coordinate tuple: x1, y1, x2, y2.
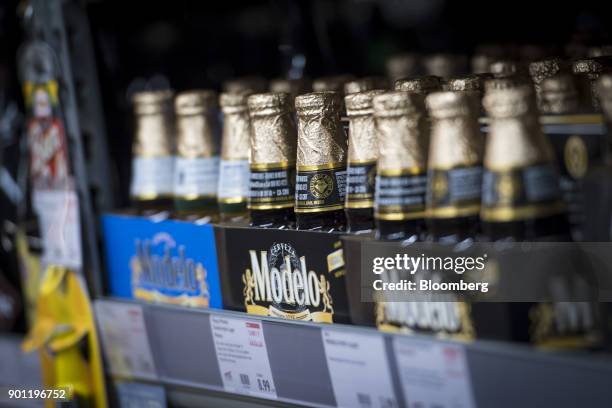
(481, 85, 570, 241)
(294, 92, 347, 231)
(130, 90, 175, 212)
(223, 76, 267, 94)
(529, 58, 570, 109)
(423, 54, 468, 79)
(394, 75, 443, 94)
(386, 53, 420, 83)
(248, 93, 297, 228)
(587, 45, 612, 58)
(173, 90, 219, 217)
(490, 60, 528, 78)
(269, 78, 311, 101)
(344, 77, 388, 95)
(372, 91, 428, 240)
(572, 57, 612, 111)
(218, 92, 251, 220)
(425, 91, 484, 242)
(344, 90, 385, 232)
(471, 45, 505, 74)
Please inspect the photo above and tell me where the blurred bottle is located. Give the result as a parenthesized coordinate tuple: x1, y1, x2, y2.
(269, 78, 312, 102)
(218, 92, 251, 220)
(343, 76, 388, 95)
(130, 90, 175, 212)
(423, 53, 468, 79)
(248, 93, 297, 228)
(529, 58, 571, 110)
(173, 90, 219, 218)
(481, 85, 570, 241)
(394, 75, 443, 95)
(223, 76, 267, 94)
(294, 92, 347, 231)
(386, 53, 420, 83)
(572, 57, 612, 111)
(373, 91, 428, 241)
(344, 90, 385, 232)
(425, 91, 484, 242)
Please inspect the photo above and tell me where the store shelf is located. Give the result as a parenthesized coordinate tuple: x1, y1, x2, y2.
(94, 298, 612, 408)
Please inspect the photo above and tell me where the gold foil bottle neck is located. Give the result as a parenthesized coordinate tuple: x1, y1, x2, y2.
(344, 77, 388, 95)
(423, 54, 468, 78)
(394, 76, 443, 94)
(132, 90, 175, 157)
(345, 90, 385, 163)
(220, 92, 250, 161)
(445, 74, 490, 93)
(175, 90, 218, 158)
(598, 74, 612, 120)
(572, 58, 606, 76)
(426, 91, 483, 169)
(483, 85, 552, 169)
(529, 59, 569, 107)
(295, 92, 347, 166)
(484, 76, 530, 93)
(312, 75, 355, 93)
(386, 53, 420, 81)
(248, 92, 297, 166)
(373, 91, 428, 171)
(269, 78, 312, 99)
(539, 75, 580, 114)
(223, 76, 267, 94)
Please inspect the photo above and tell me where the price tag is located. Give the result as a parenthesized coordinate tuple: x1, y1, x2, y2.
(95, 301, 157, 380)
(393, 337, 475, 408)
(322, 329, 398, 408)
(209, 315, 277, 399)
(32, 188, 82, 270)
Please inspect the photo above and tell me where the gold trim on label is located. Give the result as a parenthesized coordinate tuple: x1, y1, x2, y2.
(378, 168, 424, 177)
(295, 204, 344, 213)
(218, 197, 247, 204)
(480, 201, 566, 222)
(427, 204, 481, 219)
(375, 210, 426, 221)
(134, 154, 175, 159)
(297, 162, 345, 172)
(540, 114, 604, 125)
(348, 159, 377, 166)
(248, 202, 295, 210)
(250, 161, 294, 171)
(430, 163, 482, 171)
(345, 200, 374, 209)
(131, 193, 173, 200)
(175, 194, 217, 200)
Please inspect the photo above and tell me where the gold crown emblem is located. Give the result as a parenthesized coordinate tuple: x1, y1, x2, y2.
(310, 173, 334, 199)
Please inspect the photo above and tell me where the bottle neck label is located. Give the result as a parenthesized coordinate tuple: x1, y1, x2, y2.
(174, 156, 219, 199)
(130, 156, 175, 200)
(295, 163, 346, 213)
(375, 169, 427, 221)
(346, 160, 376, 209)
(249, 162, 295, 210)
(218, 159, 250, 204)
(427, 166, 482, 219)
(481, 163, 565, 222)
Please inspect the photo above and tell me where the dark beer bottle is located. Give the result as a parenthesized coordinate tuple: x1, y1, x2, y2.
(481, 85, 570, 241)
(218, 92, 251, 220)
(294, 92, 347, 231)
(130, 90, 175, 213)
(372, 91, 428, 241)
(425, 91, 484, 242)
(344, 90, 385, 232)
(248, 93, 297, 228)
(173, 90, 219, 217)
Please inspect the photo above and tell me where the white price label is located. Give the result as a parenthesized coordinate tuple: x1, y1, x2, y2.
(217, 159, 249, 199)
(95, 301, 157, 380)
(32, 188, 82, 269)
(393, 338, 475, 408)
(174, 156, 219, 197)
(322, 329, 398, 408)
(210, 315, 277, 399)
(130, 156, 175, 197)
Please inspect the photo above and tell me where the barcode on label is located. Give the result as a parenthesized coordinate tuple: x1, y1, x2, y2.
(240, 374, 250, 386)
(357, 393, 372, 407)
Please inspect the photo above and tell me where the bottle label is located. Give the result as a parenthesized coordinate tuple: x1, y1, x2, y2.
(249, 162, 295, 210)
(346, 161, 376, 209)
(295, 163, 346, 213)
(218, 159, 250, 204)
(174, 156, 219, 199)
(130, 156, 175, 199)
(481, 163, 565, 222)
(427, 166, 482, 218)
(375, 169, 427, 221)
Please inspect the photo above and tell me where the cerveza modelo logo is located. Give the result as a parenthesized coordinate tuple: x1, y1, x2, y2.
(242, 242, 334, 322)
(130, 232, 209, 307)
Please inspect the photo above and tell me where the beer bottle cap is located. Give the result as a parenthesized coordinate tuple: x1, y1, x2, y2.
(132, 89, 174, 115)
(175, 90, 217, 116)
(372, 91, 425, 117)
(394, 75, 442, 94)
(220, 92, 250, 161)
(426, 91, 478, 119)
(345, 90, 385, 163)
(386, 53, 420, 81)
(539, 74, 579, 114)
(572, 58, 607, 76)
(483, 85, 538, 118)
(248, 92, 293, 114)
(220, 92, 249, 113)
(345, 89, 386, 116)
(445, 74, 490, 92)
(529, 58, 569, 86)
(344, 77, 388, 95)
